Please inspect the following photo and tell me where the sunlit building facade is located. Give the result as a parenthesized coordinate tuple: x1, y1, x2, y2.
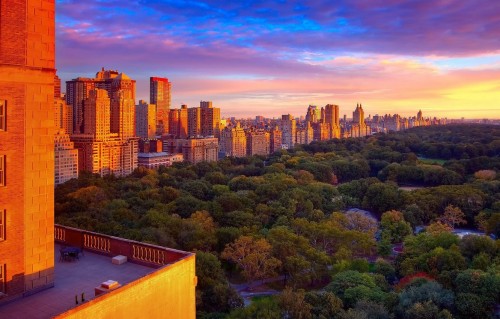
(200, 101, 221, 138)
(163, 137, 219, 163)
(135, 100, 157, 139)
(350, 104, 371, 137)
(220, 123, 247, 157)
(54, 130, 79, 185)
(246, 130, 270, 156)
(270, 126, 282, 153)
(281, 114, 296, 149)
(150, 77, 171, 135)
(0, 0, 56, 301)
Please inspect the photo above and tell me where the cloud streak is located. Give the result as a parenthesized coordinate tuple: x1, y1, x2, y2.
(56, 0, 500, 118)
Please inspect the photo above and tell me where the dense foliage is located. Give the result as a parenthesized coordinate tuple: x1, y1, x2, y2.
(55, 124, 500, 318)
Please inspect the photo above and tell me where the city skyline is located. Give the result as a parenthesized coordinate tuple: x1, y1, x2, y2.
(55, 1, 500, 119)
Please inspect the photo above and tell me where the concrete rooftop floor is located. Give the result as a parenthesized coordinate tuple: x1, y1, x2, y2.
(0, 244, 155, 319)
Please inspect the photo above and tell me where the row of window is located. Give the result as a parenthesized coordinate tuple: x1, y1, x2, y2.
(0, 100, 5, 132)
(0, 263, 4, 294)
(0, 155, 4, 187)
(1, 101, 6, 294)
(1, 100, 5, 189)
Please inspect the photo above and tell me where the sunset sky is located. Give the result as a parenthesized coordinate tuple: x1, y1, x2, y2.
(56, 0, 500, 119)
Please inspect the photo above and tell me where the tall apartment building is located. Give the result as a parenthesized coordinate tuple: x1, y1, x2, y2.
(66, 68, 136, 134)
(0, 0, 56, 300)
(297, 122, 314, 145)
(200, 101, 221, 138)
(305, 105, 320, 123)
(350, 104, 371, 137)
(83, 89, 111, 139)
(325, 104, 341, 139)
(72, 89, 138, 177)
(384, 114, 401, 132)
(270, 127, 283, 153)
(54, 130, 79, 185)
(220, 123, 247, 157)
(313, 122, 331, 141)
(54, 86, 78, 185)
(281, 114, 296, 149)
(304, 121, 314, 144)
(65, 77, 97, 134)
(416, 109, 423, 126)
(169, 105, 188, 139)
(135, 100, 157, 139)
(246, 130, 270, 156)
(188, 107, 201, 137)
(150, 77, 171, 135)
(54, 98, 73, 134)
(110, 75, 135, 139)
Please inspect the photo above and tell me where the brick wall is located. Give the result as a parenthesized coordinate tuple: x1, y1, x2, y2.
(0, 0, 55, 301)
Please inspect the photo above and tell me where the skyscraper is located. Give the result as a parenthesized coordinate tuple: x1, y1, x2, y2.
(270, 126, 283, 153)
(325, 104, 341, 139)
(54, 87, 78, 185)
(281, 114, 296, 149)
(110, 82, 135, 139)
(150, 77, 171, 135)
(66, 68, 136, 134)
(350, 104, 371, 137)
(169, 105, 188, 138)
(136, 100, 157, 139)
(84, 89, 111, 140)
(66, 77, 97, 134)
(54, 98, 73, 134)
(200, 101, 221, 138)
(188, 106, 201, 137)
(72, 88, 138, 177)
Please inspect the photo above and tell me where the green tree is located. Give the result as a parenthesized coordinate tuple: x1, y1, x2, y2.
(227, 297, 281, 319)
(325, 270, 376, 299)
(438, 204, 467, 229)
(345, 300, 391, 319)
(196, 251, 243, 313)
(222, 236, 281, 282)
(304, 291, 345, 319)
(380, 210, 412, 243)
(362, 183, 404, 215)
(278, 287, 312, 319)
(396, 281, 454, 318)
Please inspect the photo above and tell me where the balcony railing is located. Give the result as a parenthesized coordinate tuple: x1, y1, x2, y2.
(54, 224, 190, 268)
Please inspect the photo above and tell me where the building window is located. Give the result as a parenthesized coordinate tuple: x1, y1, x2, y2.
(0, 264, 5, 294)
(0, 156, 4, 186)
(0, 210, 4, 241)
(0, 100, 5, 131)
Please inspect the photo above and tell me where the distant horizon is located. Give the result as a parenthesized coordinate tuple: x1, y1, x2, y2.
(56, 1, 499, 119)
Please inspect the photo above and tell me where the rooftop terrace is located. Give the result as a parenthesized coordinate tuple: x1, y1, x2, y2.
(0, 225, 193, 319)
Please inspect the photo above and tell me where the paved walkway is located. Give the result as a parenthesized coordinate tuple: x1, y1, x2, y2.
(230, 275, 285, 306)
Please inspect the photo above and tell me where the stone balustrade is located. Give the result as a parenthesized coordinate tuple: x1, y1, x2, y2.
(54, 224, 189, 268)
